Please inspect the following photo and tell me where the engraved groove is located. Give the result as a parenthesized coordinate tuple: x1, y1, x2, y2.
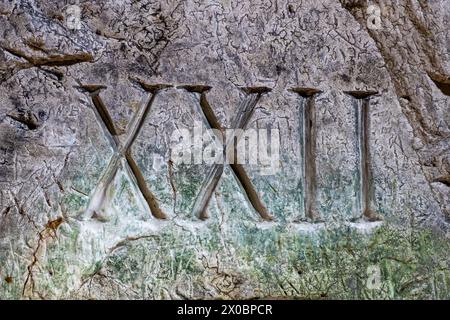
(182, 87, 273, 221)
(82, 83, 170, 220)
(291, 88, 322, 222)
(345, 91, 381, 222)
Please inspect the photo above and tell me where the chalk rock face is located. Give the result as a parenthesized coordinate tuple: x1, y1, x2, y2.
(0, 0, 449, 299)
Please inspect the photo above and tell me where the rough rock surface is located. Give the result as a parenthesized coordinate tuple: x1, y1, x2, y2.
(0, 0, 449, 299)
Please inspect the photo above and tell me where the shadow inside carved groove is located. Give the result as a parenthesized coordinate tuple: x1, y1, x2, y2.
(91, 95, 119, 137)
(345, 91, 382, 222)
(177, 84, 212, 93)
(291, 88, 322, 222)
(344, 91, 379, 99)
(434, 176, 450, 188)
(427, 74, 450, 96)
(78, 84, 107, 93)
(180, 86, 273, 221)
(77, 82, 385, 224)
(241, 86, 272, 94)
(125, 152, 167, 220)
(130, 77, 173, 93)
(289, 87, 322, 97)
(80, 83, 171, 220)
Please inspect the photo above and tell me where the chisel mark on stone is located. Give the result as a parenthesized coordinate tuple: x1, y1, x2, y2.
(181, 85, 273, 221)
(345, 90, 382, 222)
(290, 88, 322, 222)
(81, 82, 171, 220)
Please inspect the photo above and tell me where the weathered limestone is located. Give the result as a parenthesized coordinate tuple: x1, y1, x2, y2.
(0, 0, 448, 299)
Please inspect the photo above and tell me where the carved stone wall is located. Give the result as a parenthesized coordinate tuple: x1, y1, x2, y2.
(0, 0, 449, 299)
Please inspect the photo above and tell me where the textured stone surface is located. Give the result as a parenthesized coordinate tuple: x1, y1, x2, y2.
(0, 0, 449, 299)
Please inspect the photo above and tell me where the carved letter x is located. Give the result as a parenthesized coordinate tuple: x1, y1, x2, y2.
(180, 85, 274, 221)
(79, 81, 171, 220)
